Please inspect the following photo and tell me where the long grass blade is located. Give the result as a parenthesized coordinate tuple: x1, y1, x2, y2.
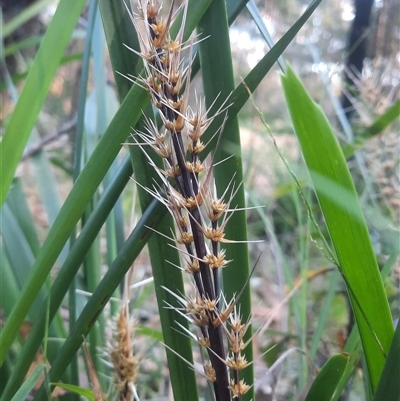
(373, 322, 400, 401)
(246, 0, 286, 73)
(10, 365, 46, 401)
(332, 251, 399, 400)
(1, 0, 55, 39)
(32, 199, 165, 401)
(282, 65, 394, 392)
(204, 0, 323, 147)
(198, 1, 254, 398)
(5, 179, 40, 256)
(305, 353, 349, 401)
(0, 0, 87, 206)
(0, 157, 133, 400)
(342, 99, 400, 158)
(0, 0, 321, 372)
(0, 0, 216, 367)
(98, 1, 199, 398)
(0, 244, 20, 319)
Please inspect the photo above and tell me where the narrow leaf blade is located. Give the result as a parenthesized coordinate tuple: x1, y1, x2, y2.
(0, 0, 87, 206)
(281, 66, 394, 391)
(10, 365, 45, 401)
(305, 353, 349, 401)
(373, 322, 400, 401)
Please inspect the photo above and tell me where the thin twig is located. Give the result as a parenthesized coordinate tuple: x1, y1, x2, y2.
(22, 114, 77, 160)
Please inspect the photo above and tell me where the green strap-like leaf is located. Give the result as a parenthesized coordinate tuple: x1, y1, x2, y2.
(0, 0, 323, 376)
(5, 179, 40, 256)
(49, 383, 95, 401)
(282, 65, 394, 392)
(342, 99, 400, 158)
(10, 365, 46, 401)
(0, 0, 87, 206)
(203, 0, 323, 146)
(373, 322, 400, 401)
(0, 74, 149, 367)
(0, 157, 133, 400)
(32, 199, 165, 401)
(198, 1, 254, 399)
(305, 353, 349, 401)
(1, 0, 55, 39)
(98, 1, 200, 399)
(332, 253, 399, 400)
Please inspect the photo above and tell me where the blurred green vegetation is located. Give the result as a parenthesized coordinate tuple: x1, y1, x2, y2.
(0, 0, 398, 400)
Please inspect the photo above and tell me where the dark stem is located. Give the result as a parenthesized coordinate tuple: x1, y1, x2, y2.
(207, 324, 230, 401)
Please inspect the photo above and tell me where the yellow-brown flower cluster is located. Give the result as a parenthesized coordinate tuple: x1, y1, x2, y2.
(127, 1, 253, 399)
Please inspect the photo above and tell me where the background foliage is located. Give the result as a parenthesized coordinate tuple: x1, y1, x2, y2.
(1, 0, 399, 400)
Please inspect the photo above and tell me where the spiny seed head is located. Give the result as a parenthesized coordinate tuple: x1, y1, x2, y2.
(186, 298, 209, 327)
(187, 141, 205, 155)
(168, 97, 183, 112)
(109, 308, 138, 397)
(203, 250, 227, 269)
(229, 379, 251, 398)
(128, 2, 251, 398)
(166, 40, 181, 54)
(213, 304, 233, 327)
(164, 115, 185, 133)
(230, 318, 246, 335)
(203, 226, 225, 242)
(203, 297, 218, 312)
(164, 165, 180, 178)
(167, 190, 186, 210)
(146, 1, 158, 19)
(226, 355, 249, 371)
(150, 20, 167, 39)
(177, 231, 194, 244)
(147, 76, 161, 92)
(169, 70, 181, 86)
(174, 114, 185, 132)
(188, 114, 206, 142)
(168, 82, 181, 95)
(226, 312, 252, 350)
(164, 119, 175, 132)
(154, 131, 167, 143)
(198, 336, 210, 347)
(186, 259, 200, 274)
(177, 215, 188, 228)
(160, 53, 170, 68)
(227, 311, 250, 343)
(185, 161, 205, 174)
(229, 337, 245, 354)
(154, 143, 172, 158)
(192, 313, 209, 327)
(207, 199, 227, 222)
(204, 363, 217, 382)
(185, 196, 198, 209)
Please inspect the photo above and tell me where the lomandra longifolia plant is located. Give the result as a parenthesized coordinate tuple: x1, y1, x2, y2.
(126, 1, 253, 400)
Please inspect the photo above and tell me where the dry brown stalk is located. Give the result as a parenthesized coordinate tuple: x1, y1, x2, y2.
(110, 306, 138, 401)
(109, 268, 139, 401)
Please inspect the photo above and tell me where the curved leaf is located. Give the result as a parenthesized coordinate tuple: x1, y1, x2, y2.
(282, 65, 394, 391)
(33, 199, 165, 401)
(0, 0, 87, 206)
(198, 1, 253, 398)
(10, 365, 45, 401)
(305, 353, 349, 401)
(373, 321, 400, 401)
